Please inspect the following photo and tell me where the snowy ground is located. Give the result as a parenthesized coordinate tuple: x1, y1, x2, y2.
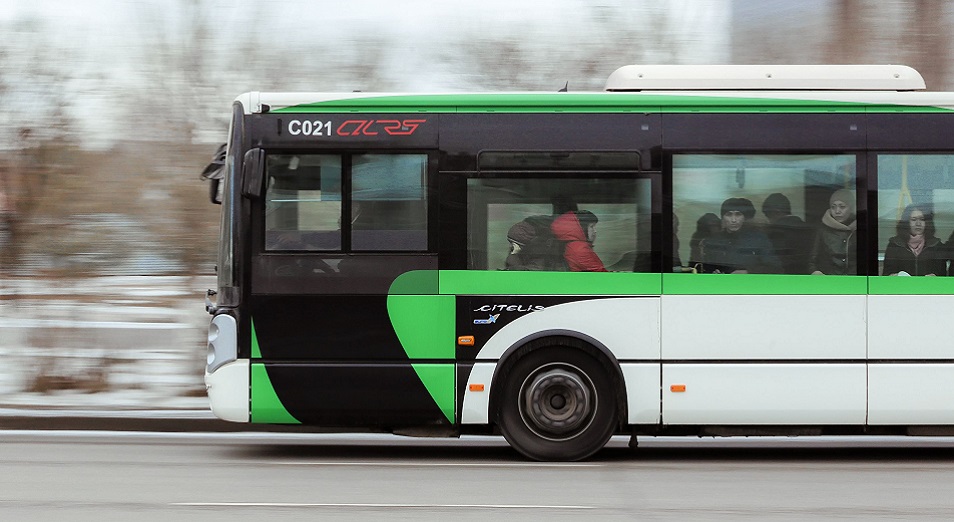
(0, 276, 215, 411)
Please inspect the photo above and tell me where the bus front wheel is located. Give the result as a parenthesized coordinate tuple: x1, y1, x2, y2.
(498, 347, 618, 461)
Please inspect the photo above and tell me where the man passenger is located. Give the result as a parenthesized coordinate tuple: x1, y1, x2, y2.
(702, 197, 782, 274)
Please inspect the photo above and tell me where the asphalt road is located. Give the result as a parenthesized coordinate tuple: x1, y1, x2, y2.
(2, 432, 954, 520)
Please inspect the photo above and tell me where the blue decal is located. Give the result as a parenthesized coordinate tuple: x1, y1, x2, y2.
(473, 314, 500, 325)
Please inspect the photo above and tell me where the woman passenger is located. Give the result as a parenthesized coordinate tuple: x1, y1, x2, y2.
(883, 203, 946, 276)
(809, 189, 857, 275)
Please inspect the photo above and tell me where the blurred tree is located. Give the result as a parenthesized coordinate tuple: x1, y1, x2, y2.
(734, 0, 952, 90)
(904, 1, 950, 90)
(0, 17, 83, 275)
(826, 0, 869, 64)
(442, 4, 693, 91)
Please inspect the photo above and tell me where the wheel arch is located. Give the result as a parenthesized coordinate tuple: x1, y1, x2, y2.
(489, 331, 628, 429)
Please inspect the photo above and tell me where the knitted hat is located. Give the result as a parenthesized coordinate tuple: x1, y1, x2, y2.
(507, 221, 536, 245)
(829, 189, 855, 212)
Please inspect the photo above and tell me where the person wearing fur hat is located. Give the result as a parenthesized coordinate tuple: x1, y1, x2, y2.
(808, 189, 857, 275)
(700, 197, 781, 274)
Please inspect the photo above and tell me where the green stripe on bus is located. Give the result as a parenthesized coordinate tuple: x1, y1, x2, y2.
(865, 105, 954, 113)
(251, 318, 261, 359)
(388, 269, 439, 294)
(411, 364, 455, 424)
(662, 273, 868, 295)
(270, 93, 953, 114)
(868, 275, 954, 295)
(386, 294, 455, 358)
(250, 364, 301, 424)
(437, 270, 663, 295)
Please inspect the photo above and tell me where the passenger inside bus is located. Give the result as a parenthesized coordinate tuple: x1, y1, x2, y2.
(809, 189, 857, 275)
(700, 197, 781, 274)
(550, 210, 608, 272)
(689, 212, 721, 269)
(761, 193, 811, 274)
(882, 203, 946, 276)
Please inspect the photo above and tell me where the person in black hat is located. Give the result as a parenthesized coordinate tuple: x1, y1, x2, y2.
(701, 197, 781, 274)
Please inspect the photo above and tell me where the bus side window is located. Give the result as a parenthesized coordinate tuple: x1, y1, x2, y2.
(467, 177, 651, 272)
(673, 154, 857, 275)
(876, 154, 954, 276)
(352, 154, 428, 252)
(264, 154, 342, 252)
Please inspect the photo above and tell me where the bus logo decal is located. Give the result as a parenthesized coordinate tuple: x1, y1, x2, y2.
(335, 119, 427, 137)
(473, 314, 500, 325)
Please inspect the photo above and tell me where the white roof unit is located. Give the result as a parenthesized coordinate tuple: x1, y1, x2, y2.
(605, 65, 926, 92)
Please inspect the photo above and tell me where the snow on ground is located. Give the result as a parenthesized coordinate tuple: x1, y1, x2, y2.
(0, 276, 215, 410)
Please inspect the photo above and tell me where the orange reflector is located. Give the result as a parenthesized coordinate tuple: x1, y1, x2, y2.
(469, 384, 485, 392)
(458, 336, 475, 346)
(670, 384, 687, 393)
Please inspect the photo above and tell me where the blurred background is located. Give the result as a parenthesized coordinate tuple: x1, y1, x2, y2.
(0, 0, 951, 411)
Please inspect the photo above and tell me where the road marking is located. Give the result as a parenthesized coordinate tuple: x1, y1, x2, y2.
(173, 502, 595, 510)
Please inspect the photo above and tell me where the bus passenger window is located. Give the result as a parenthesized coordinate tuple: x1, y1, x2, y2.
(264, 155, 342, 251)
(877, 155, 954, 276)
(467, 177, 653, 272)
(352, 154, 428, 251)
(673, 154, 857, 275)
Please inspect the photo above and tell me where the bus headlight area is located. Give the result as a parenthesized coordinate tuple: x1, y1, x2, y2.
(205, 359, 249, 423)
(205, 313, 248, 422)
(206, 314, 237, 374)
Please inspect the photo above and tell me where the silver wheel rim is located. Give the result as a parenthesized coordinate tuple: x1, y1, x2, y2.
(518, 363, 597, 441)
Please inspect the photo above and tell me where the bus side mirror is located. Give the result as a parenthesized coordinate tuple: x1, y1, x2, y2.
(200, 143, 227, 205)
(208, 178, 222, 204)
(241, 148, 266, 199)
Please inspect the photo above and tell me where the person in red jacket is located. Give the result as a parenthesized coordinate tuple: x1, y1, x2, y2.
(550, 210, 608, 272)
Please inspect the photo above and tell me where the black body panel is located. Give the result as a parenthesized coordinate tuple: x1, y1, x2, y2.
(439, 113, 662, 171)
(868, 113, 954, 150)
(251, 254, 437, 294)
(662, 113, 866, 151)
(251, 295, 409, 361)
(263, 363, 451, 428)
(247, 113, 439, 149)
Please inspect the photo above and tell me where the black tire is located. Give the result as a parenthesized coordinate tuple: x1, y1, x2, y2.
(497, 346, 618, 461)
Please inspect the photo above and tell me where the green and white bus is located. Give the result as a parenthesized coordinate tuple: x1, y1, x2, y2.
(203, 65, 954, 461)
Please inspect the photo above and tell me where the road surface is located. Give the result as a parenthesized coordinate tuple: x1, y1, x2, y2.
(2, 431, 954, 520)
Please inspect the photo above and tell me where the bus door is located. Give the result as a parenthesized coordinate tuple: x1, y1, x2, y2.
(241, 114, 454, 429)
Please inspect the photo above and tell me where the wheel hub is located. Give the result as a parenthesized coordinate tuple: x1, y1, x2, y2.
(522, 366, 593, 437)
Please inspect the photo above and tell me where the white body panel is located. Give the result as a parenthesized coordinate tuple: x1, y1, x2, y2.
(621, 363, 662, 424)
(461, 363, 496, 424)
(661, 295, 867, 360)
(205, 360, 250, 423)
(867, 295, 954, 359)
(868, 365, 954, 424)
(868, 295, 954, 424)
(662, 364, 867, 424)
(464, 299, 661, 425)
(474, 298, 660, 361)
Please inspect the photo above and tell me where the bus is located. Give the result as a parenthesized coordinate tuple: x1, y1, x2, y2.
(202, 64, 954, 461)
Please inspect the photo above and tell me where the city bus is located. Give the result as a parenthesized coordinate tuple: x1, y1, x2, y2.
(202, 64, 954, 461)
